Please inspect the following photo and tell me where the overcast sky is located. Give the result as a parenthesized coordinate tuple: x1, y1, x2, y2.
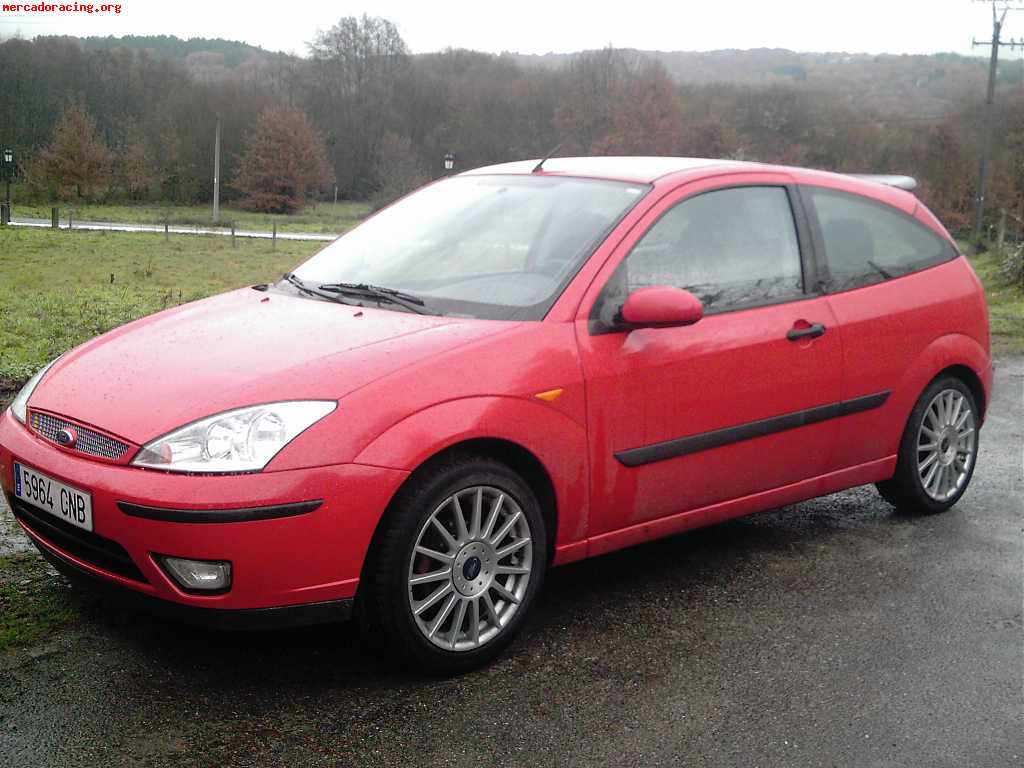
(0, 0, 1017, 57)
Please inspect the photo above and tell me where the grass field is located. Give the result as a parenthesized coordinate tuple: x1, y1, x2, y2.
(12, 200, 371, 235)
(967, 250, 1024, 355)
(0, 227, 322, 384)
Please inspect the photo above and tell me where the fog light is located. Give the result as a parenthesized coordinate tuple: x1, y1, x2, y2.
(158, 556, 232, 592)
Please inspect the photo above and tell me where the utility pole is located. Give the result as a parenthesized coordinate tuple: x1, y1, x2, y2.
(212, 117, 221, 224)
(971, 1, 1024, 239)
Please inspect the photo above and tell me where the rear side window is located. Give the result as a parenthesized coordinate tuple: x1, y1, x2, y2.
(591, 186, 804, 329)
(804, 186, 956, 292)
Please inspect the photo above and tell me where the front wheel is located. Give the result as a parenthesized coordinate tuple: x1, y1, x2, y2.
(876, 376, 979, 514)
(361, 455, 548, 674)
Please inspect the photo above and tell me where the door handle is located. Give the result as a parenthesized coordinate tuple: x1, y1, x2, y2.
(786, 322, 826, 341)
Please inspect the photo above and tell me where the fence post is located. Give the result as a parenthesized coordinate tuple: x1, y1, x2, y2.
(164, 222, 169, 242)
(272, 221, 277, 250)
(68, 210, 73, 230)
(51, 207, 58, 228)
(231, 224, 236, 249)
(0, 202, 7, 226)
(996, 208, 1007, 252)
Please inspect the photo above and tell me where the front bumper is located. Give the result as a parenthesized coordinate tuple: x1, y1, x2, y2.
(0, 409, 409, 620)
(34, 539, 354, 630)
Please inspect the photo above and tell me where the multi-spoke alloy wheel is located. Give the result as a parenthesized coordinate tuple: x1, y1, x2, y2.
(916, 388, 976, 502)
(362, 455, 546, 673)
(407, 485, 533, 651)
(876, 376, 980, 515)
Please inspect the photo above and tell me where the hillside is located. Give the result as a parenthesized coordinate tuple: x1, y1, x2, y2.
(44, 36, 1017, 118)
(77, 34, 269, 66)
(506, 48, 1016, 117)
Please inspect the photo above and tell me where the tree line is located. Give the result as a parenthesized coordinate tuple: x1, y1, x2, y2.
(1, 16, 1021, 230)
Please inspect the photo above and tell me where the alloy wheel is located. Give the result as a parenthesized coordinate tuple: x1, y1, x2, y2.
(916, 388, 976, 502)
(407, 485, 533, 652)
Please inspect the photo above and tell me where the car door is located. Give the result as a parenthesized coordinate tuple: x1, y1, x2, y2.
(574, 173, 844, 546)
(798, 183, 966, 471)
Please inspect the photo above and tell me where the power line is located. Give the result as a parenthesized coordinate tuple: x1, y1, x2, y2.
(971, 1, 1024, 238)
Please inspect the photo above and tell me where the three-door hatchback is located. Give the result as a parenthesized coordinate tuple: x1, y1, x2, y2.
(1, 157, 992, 673)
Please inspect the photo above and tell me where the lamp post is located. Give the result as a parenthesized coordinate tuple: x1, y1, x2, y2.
(3, 148, 11, 221)
(443, 151, 455, 174)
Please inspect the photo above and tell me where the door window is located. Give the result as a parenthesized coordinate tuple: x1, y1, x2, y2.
(592, 186, 804, 329)
(804, 186, 956, 292)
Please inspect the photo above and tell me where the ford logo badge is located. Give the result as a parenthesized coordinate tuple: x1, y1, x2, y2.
(56, 427, 77, 448)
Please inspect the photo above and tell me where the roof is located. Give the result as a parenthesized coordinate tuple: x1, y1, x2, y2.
(461, 156, 921, 211)
(463, 156, 749, 183)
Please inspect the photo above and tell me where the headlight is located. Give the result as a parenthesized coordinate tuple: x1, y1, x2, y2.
(9, 357, 61, 424)
(131, 401, 336, 473)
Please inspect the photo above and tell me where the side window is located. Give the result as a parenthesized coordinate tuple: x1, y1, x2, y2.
(592, 186, 804, 329)
(804, 186, 956, 292)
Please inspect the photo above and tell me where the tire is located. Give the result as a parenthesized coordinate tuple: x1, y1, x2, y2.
(359, 453, 548, 675)
(876, 376, 980, 515)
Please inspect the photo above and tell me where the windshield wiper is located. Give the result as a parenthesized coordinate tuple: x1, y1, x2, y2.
(283, 273, 316, 297)
(317, 282, 428, 314)
(282, 273, 350, 303)
(867, 260, 895, 280)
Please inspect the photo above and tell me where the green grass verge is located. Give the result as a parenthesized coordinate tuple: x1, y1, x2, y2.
(0, 554, 76, 650)
(12, 200, 370, 235)
(967, 250, 1024, 355)
(0, 227, 323, 383)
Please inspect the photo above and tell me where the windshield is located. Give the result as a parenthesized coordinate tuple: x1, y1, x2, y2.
(290, 174, 650, 320)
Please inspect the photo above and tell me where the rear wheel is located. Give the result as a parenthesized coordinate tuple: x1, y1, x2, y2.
(361, 454, 547, 674)
(876, 376, 979, 514)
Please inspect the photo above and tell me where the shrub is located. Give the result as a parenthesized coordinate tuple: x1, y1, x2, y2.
(234, 106, 335, 214)
(1000, 244, 1024, 287)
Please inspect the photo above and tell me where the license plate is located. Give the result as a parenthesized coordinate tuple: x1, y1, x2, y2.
(13, 462, 93, 532)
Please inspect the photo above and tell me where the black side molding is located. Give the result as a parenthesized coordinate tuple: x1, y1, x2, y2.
(117, 499, 323, 523)
(615, 391, 890, 468)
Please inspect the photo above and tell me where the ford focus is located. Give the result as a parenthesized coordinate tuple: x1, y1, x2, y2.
(0, 157, 992, 673)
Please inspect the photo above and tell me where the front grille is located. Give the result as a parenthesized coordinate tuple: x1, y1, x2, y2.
(9, 496, 148, 583)
(30, 411, 130, 461)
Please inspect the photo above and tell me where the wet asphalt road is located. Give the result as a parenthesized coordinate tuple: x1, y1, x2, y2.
(0, 361, 1020, 768)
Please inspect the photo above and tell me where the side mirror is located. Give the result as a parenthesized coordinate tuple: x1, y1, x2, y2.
(620, 285, 703, 329)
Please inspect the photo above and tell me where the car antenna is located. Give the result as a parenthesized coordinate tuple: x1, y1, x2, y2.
(531, 142, 564, 173)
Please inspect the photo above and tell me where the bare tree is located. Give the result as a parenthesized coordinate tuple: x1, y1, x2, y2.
(554, 47, 638, 153)
(372, 132, 428, 209)
(308, 15, 410, 198)
(592, 61, 685, 155)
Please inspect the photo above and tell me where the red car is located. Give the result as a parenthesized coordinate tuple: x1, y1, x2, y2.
(1, 157, 992, 673)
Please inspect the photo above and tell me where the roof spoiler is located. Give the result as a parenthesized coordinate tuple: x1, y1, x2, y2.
(848, 174, 918, 192)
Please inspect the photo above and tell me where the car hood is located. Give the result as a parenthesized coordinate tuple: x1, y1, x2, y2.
(29, 288, 512, 443)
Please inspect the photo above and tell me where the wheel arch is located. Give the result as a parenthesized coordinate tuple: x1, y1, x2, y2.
(354, 435, 564, 618)
(367, 437, 558, 565)
(935, 363, 987, 421)
(353, 396, 590, 595)
(895, 333, 992, 426)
